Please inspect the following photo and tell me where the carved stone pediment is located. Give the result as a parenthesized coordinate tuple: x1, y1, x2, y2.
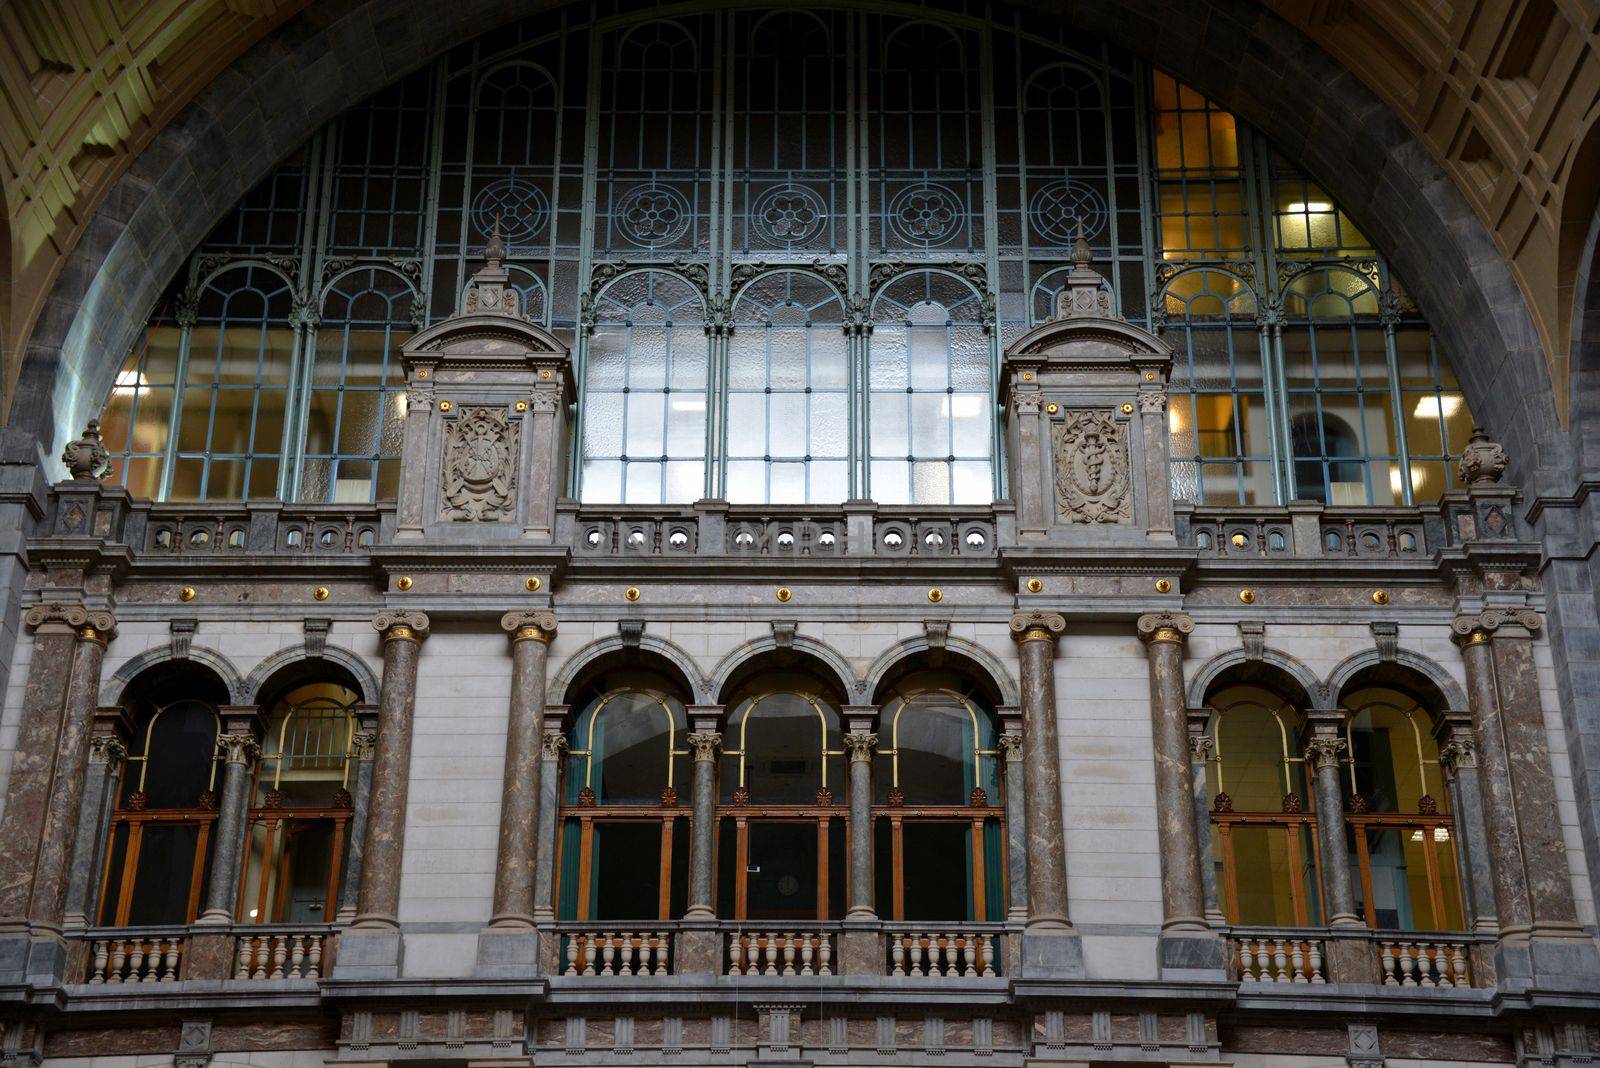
(1053, 410, 1132, 524)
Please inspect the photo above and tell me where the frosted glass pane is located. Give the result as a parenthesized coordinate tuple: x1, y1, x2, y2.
(770, 462, 806, 502)
(769, 394, 806, 457)
(624, 461, 662, 503)
(727, 394, 767, 456)
(810, 461, 849, 502)
(587, 333, 628, 388)
(952, 461, 992, 503)
(728, 338, 765, 389)
(584, 393, 624, 456)
(869, 333, 908, 386)
(909, 326, 949, 390)
(910, 394, 948, 455)
(665, 394, 706, 455)
(626, 393, 665, 455)
(629, 328, 669, 389)
(809, 393, 848, 457)
(769, 331, 807, 388)
(664, 460, 704, 502)
(871, 460, 910, 504)
(869, 394, 908, 455)
(812, 332, 848, 388)
(949, 393, 992, 457)
(950, 328, 990, 390)
(726, 460, 764, 502)
(582, 460, 623, 502)
(669, 328, 709, 388)
(912, 460, 952, 503)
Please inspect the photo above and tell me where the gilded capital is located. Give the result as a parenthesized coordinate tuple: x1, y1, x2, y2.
(373, 609, 431, 643)
(218, 733, 262, 766)
(502, 609, 557, 643)
(1010, 610, 1066, 643)
(1136, 611, 1194, 645)
(686, 731, 723, 761)
(1303, 735, 1347, 772)
(842, 732, 878, 762)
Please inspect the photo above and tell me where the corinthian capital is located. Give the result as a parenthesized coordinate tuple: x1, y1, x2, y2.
(1303, 735, 1347, 772)
(218, 733, 261, 766)
(842, 732, 878, 762)
(1439, 737, 1478, 775)
(373, 610, 431, 642)
(998, 732, 1023, 761)
(88, 735, 127, 767)
(349, 728, 378, 760)
(1136, 611, 1194, 645)
(1010, 611, 1066, 642)
(686, 731, 723, 761)
(502, 609, 557, 642)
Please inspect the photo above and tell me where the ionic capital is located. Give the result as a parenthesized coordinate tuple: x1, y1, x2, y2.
(1136, 611, 1194, 645)
(88, 735, 127, 767)
(540, 731, 570, 760)
(842, 732, 878, 762)
(502, 609, 557, 643)
(1439, 737, 1478, 775)
(686, 731, 723, 761)
(349, 728, 378, 760)
(24, 602, 97, 635)
(998, 732, 1024, 762)
(373, 609, 431, 643)
(1010, 610, 1066, 644)
(1188, 734, 1215, 761)
(1303, 735, 1347, 772)
(1452, 607, 1540, 646)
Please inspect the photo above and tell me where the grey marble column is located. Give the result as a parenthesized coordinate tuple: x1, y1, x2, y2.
(63, 711, 131, 929)
(999, 716, 1027, 922)
(336, 707, 379, 924)
(198, 710, 262, 924)
(489, 610, 556, 927)
(354, 610, 430, 928)
(1186, 708, 1223, 924)
(842, 731, 878, 920)
(1009, 611, 1071, 929)
(1136, 613, 1207, 932)
(1303, 722, 1360, 927)
(1435, 712, 1496, 934)
(28, 614, 116, 936)
(684, 730, 721, 918)
(532, 725, 567, 921)
(0, 605, 87, 932)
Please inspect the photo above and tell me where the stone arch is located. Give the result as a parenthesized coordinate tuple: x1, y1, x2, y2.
(860, 635, 1020, 708)
(548, 631, 710, 707)
(17, 0, 1566, 502)
(240, 642, 382, 706)
(1185, 646, 1323, 711)
(708, 634, 859, 706)
(1324, 648, 1469, 716)
(100, 644, 245, 707)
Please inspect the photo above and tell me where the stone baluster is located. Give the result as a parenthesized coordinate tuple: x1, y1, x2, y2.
(1136, 613, 1224, 975)
(0, 604, 101, 980)
(338, 610, 429, 979)
(478, 610, 556, 977)
(336, 708, 379, 924)
(1453, 610, 1600, 981)
(1434, 712, 1497, 935)
(998, 711, 1027, 923)
(198, 710, 263, 924)
(1009, 611, 1083, 977)
(1186, 706, 1224, 924)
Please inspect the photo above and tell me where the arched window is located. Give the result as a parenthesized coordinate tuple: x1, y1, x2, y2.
(240, 681, 358, 925)
(580, 270, 710, 503)
(558, 670, 691, 922)
(726, 271, 849, 502)
(868, 271, 993, 504)
(874, 671, 1005, 921)
(718, 668, 846, 921)
(99, 667, 227, 926)
(1204, 683, 1319, 927)
(1342, 686, 1464, 932)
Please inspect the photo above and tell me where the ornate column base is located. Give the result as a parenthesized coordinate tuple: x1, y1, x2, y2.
(1157, 929, 1227, 979)
(1019, 929, 1085, 978)
(474, 926, 541, 978)
(330, 926, 405, 980)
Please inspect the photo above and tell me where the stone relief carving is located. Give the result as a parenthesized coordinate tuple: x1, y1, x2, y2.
(1052, 410, 1132, 524)
(442, 407, 519, 522)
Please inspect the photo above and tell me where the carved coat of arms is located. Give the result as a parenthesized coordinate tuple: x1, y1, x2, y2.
(442, 407, 518, 521)
(1053, 409, 1131, 524)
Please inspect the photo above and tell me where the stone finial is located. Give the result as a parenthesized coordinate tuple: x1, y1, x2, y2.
(61, 420, 111, 482)
(1052, 229, 1115, 321)
(461, 213, 523, 319)
(1456, 426, 1508, 486)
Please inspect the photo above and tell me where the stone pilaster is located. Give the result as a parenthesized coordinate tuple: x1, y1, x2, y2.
(63, 708, 132, 929)
(336, 708, 379, 924)
(998, 710, 1027, 923)
(1009, 610, 1083, 978)
(1136, 613, 1224, 977)
(337, 610, 429, 979)
(1453, 609, 1600, 984)
(198, 709, 263, 924)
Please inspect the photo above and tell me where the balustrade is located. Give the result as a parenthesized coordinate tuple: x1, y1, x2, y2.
(727, 931, 833, 976)
(562, 931, 672, 976)
(86, 934, 184, 983)
(1231, 934, 1326, 983)
(887, 930, 998, 977)
(234, 931, 327, 980)
(1378, 938, 1471, 988)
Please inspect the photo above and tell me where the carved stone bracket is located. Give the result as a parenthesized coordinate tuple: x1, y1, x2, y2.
(1238, 620, 1265, 661)
(1370, 621, 1399, 661)
(304, 618, 331, 656)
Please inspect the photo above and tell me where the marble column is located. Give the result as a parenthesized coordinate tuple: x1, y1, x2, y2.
(1303, 719, 1360, 926)
(353, 610, 430, 929)
(336, 709, 379, 924)
(64, 710, 132, 929)
(683, 729, 721, 919)
(489, 610, 556, 927)
(532, 724, 568, 922)
(1136, 613, 1207, 932)
(28, 613, 116, 938)
(1453, 609, 1597, 980)
(0, 605, 90, 938)
(1186, 707, 1223, 925)
(842, 730, 878, 920)
(199, 709, 263, 924)
(1009, 610, 1083, 978)
(999, 714, 1027, 923)
(1434, 712, 1496, 934)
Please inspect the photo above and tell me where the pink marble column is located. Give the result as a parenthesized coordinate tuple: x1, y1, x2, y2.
(1009, 610, 1071, 929)
(1136, 612, 1206, 931)
(489, 610, 555, 927)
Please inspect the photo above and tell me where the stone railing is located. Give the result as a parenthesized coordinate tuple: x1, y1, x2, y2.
(127, 501, 389, 556)
(1179, 503, 1436, 560)
(561, 502, 1008, 559)
(233, 928, 331, 980)
(1377, 936, 1472, 988)
(85, 931, 186, 984)
(561, 930, 672, 976)
(727, 930, 834, 976)
(1230, 931, 1326, 983)
(886, 927, 1001, 977)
